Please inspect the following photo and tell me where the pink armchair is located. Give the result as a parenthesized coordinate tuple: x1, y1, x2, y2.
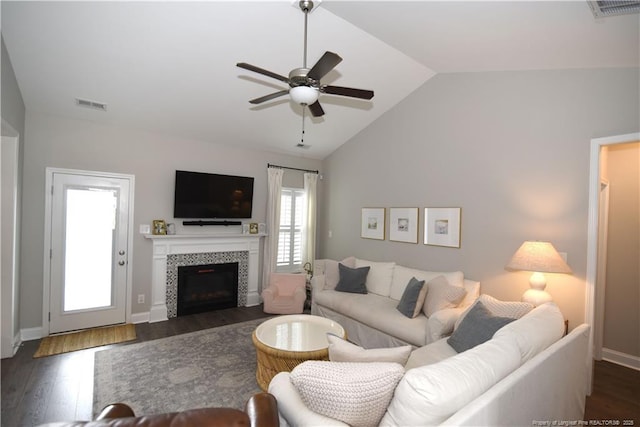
(262, 273, 307, 314)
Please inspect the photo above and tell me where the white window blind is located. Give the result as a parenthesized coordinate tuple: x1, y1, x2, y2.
(277, 188, 305, 271)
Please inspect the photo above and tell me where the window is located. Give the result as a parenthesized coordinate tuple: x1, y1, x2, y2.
(277, 188, 305, 271)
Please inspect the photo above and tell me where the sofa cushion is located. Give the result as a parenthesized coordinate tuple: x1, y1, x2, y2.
(447, 301, 516, 352)
(380, 335, 521, 426)
(493, 302, 565, 363)
(455, 294, 533, 330)
(423, 275, 467, 317)
(324, 257, 356, 290)
(335, 264, 369, 294)
(290, 361, 404, 427)
(313, 290, 430, 346)
(390, 266, 464, 301)
(355, 259, 396, 297)
(396, 277, 427, 318)
(404, 337, 458, 370)
(327, 334, 412, 365)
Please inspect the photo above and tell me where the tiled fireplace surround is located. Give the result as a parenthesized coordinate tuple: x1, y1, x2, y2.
(144, 234, 263, 322)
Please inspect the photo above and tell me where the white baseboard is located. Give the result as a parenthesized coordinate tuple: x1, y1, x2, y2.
(21, 326, 44, 342)
(602, 347, 640, 371)
(131, 312, 150, 324)
(12, 331, 21, 356)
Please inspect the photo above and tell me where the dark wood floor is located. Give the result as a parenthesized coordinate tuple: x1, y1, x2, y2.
(584, 359, 640, 423)
(1, 305, 271, 427)
(2, 307, 638, 426)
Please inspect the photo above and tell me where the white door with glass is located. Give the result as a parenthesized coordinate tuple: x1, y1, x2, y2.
(47, 170, 132, 334)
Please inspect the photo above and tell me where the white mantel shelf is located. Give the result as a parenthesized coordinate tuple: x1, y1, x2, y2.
(144, 233, 266, 323)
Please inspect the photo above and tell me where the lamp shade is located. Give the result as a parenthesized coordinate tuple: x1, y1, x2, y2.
(289, 86, 319, 105)
(505, 241, 572, 274)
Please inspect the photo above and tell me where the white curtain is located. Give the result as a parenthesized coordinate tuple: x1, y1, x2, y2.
(302, 172, 318, 272)
(261, 167, 283, 294)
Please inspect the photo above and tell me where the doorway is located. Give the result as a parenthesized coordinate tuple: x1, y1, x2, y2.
(585, 132, 640, 390)
(43, 168, 135, 335)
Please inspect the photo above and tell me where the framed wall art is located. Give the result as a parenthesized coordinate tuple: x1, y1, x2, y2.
(361, 208, 385, 240)
(423, 207, 461, 248)
(389, 207, 419, 244)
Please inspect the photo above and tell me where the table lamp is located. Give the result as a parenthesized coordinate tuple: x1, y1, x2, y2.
(505, 241, 572, 306)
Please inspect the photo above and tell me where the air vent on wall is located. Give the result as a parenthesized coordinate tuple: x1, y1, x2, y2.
(75, 98, 108, 111)
(588, 0, 640, 18)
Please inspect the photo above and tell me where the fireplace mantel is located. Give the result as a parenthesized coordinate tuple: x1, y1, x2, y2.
(144, 233, 265, 323)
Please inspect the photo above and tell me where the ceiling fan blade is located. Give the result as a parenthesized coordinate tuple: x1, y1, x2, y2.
(249, 90, 289, 104)
(307, 100, 325, 117)
(237, 62, 290, 84)
(307, 51, 342, 81)
(322, 85, 374, 100)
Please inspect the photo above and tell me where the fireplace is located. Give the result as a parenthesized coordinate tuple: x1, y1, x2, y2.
(177, 262, 239, 316)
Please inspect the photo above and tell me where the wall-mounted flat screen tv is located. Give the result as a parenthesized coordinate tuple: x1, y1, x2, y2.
(174, 170, 254, 219)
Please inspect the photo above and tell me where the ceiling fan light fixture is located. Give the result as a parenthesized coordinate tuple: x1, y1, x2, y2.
(289, 86, 319, 105)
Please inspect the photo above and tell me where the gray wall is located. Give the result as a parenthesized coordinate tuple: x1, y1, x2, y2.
(1, 35, 25, 346)
(318, 68, 640, 331)
(1, 37, 25, 137)
(603, 143, 639, 357)
(20, 111, 322, 330)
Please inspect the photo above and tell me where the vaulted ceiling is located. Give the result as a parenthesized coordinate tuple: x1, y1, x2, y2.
(2, 1, 638, 159)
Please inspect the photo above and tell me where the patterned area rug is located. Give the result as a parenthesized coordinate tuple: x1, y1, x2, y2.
(93, 318, 266, 416)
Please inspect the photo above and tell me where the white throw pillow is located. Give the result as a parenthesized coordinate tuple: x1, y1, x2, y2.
(423, 275, 467, 317)
(324, 257, 356, 290)
(327, 334, 412, 365)
(290, 361, 404, 427)
(380, 336, 521, 426)
(454, 294, 533, 331)
(390, 266, 464, 301)
(493, 302, 565, 363)
(355, 259, 396, 297)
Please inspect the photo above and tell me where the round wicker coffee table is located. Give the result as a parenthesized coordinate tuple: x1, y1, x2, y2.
(252, 314, 346, 391)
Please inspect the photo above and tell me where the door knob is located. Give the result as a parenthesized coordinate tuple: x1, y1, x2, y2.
(118, 260, 125, 266)
(119, 250, 125, 255)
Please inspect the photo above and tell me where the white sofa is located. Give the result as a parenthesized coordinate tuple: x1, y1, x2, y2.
(269, 302, 591, 426)
(310, 258, 480, 347)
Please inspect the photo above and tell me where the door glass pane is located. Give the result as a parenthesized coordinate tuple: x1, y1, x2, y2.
(64, 187, 117, 311)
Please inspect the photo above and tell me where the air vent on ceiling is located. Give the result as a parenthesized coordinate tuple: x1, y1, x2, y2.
(75, 98, 107, 111)
(588, 0, 640, 18)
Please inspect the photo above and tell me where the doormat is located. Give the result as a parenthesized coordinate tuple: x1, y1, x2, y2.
(33, 323, 136, 358)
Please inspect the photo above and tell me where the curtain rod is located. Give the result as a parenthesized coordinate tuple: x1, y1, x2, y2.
(267, 163, 319, 174)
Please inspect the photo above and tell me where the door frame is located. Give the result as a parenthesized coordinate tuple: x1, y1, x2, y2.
(1, 120, 21, 358)
(593, 179, 609, 361)
(585, 132, 639, 391)
(42, 167, 135, 336)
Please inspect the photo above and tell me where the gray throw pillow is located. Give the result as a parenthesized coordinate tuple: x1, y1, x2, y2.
(396, 277, 427, 318)
(447, 301, 516, 352)
(335, 264, 370, 294)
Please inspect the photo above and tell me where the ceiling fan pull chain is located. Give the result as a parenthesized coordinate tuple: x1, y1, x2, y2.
(301, 106, 306, 144)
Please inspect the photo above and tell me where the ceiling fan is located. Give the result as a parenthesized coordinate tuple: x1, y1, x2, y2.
(236, 0, 374, 117)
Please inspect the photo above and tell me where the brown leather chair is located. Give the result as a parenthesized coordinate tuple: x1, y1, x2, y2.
(38, 392, 279, 427)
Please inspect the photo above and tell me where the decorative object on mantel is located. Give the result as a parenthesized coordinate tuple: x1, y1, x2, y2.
(505, 241, 573, 306)
(242, 223, 250, 234)
(389, 207, 419, 244)
(361, 208, 386, 240)
(152, 219, 167, 235)
(166, 223, 176, 235)
(423, 207, 461, 248)
(249, 223, 259, 234)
